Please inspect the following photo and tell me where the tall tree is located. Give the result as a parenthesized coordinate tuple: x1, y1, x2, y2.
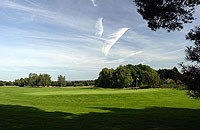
(113, 65, 133, 88)
(143, 71, 161, 88)
(28, 73, 39, 87)
(38, 74, 51, 87)
(27, 73, 51, 87)
(134, 0, 200, 97)
(125, 64, 145, 87)
(58, 75, 66, 87)
(180, 26, 200, 98)
(157, 67, 181, 81)
(96, 68, 114, 88)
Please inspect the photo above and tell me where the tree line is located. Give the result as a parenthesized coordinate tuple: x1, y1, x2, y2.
(95, 64, 183, 88)
(0, 73, 94, 87)
(0, 64, 183, 88)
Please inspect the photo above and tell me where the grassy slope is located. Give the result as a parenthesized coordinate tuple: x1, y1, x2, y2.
(0, 87, 200, 130)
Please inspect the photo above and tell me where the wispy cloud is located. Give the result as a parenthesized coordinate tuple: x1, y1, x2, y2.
(129, 51, 143, 57)
(91, 0, 97, 7)
(102, 28, 130, 56)
(0, 0, 95, 33)
(95, 18, 104, 37)
(106, 51, 143, 64)
(0, 0, 44, 13)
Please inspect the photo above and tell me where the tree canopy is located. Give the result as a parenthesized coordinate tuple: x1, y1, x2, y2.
(113, 65, 133, 88)
(180, 26, 200, 98)
(157, 67, 181, 81)
(57, 75, 67, 87)
(134, 0, 200, 31)
(96, 68, 114, 88)
(96, 64, 162, 88)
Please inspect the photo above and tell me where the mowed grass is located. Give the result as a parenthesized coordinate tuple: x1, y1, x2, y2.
(1, 87, 200, 130)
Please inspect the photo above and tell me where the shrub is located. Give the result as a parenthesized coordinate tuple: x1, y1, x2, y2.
(0, 82, 4, 86)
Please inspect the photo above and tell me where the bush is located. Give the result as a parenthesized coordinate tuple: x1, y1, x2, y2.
(143, 71, 161, 88)
(161, 79, 186, 89)
(73, 83, 84, 86)
(0, 82, 4, 86)
(166, 78, 175, 84)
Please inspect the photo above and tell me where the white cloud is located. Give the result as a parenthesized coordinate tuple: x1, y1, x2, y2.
(91, 0, 97, 7)
(106, 51, 143, 64)
(102, 28, 130, 56)
(0, 0, 95, 33)
(95, 18, 104, 37)
(0, 0, 44, 13)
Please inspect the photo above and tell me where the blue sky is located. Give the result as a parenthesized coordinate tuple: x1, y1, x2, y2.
(0, 0, 199, 81)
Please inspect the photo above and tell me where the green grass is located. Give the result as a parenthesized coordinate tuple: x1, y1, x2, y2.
(0, 86, 200, 130)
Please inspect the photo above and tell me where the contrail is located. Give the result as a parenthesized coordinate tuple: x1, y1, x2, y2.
(107, 51, 143, 63)
(91, 0, 97, 7)
(129, 51, 143, 57)
(95, 18, 104, 37)
(102, 28, 130, 56)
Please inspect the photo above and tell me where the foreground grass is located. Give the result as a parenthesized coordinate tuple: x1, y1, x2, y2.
(0, 87, 200, 130)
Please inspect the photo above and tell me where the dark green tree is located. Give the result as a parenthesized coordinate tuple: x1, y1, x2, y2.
(51, 81, 58, 86)
(0, 81, 5, 86)
(19, 78, 25, 87)
(14, 78, 25, 87)
(28, 73, 39, 87)
(5, 81, 14, 86)
(157, 67, 181, 81)
(58, 75, 66, 87)
(113, 65, 133, 88)
(134, 0, 199, 31)
(96, 68, 114, 88)
(27, 73, 51, 87)
(143, 71, 161, 88)
(180, 26, 200, 98)
(38, 74, 51, 87)
(135, 64, 161, 87)
(125, 64, 140, 86)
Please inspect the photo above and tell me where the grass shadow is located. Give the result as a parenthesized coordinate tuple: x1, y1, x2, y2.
(1, 104, 200, 130)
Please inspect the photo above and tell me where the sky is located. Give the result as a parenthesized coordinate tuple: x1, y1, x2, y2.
(0, 0, 199, 81)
